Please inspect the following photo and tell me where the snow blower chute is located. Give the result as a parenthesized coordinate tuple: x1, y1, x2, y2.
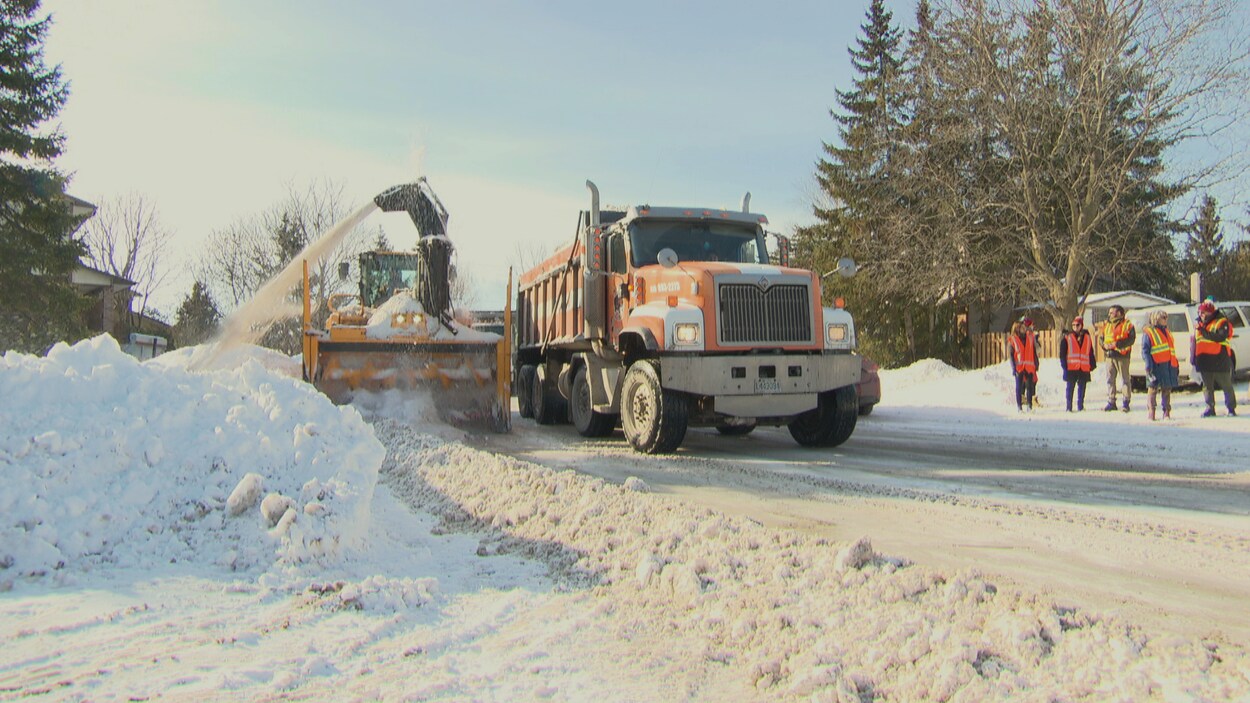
(300, 178, 511, 432)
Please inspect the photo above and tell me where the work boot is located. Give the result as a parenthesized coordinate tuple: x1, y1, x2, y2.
(1201, 408, 1216, 418)
(1121, 401, 1130, 413)
(1103, 402, 1116, 412)
(1163, 411, 1171, 420)
(1148, 405, 1156, 421)
(1230, 408, 1238, 417)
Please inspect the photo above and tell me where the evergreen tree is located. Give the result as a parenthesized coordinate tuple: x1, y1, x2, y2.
(372, 227, 391, 251)
(172, 280, 221, 347)
(1182, 195, 1227, 297)
(0, 0, 87, 353)
(799, 0, 911, 366)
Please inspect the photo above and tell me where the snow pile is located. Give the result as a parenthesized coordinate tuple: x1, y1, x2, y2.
(882, 359, 1049, 412)
(882, 358, 966, 390)
(0, 336, 385, 584)
(377, 422, 1250, 701)
(365, 291, 500, 341)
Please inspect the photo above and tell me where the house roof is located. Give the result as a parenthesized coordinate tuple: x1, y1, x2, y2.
(71, 262, 134, 291)
(1081, 290, 1173, 307)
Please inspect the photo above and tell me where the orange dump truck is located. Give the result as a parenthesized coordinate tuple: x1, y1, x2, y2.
(515, 181, 859, 454)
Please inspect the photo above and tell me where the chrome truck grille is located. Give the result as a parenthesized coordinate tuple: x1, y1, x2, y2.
(718, 282, 812, 344)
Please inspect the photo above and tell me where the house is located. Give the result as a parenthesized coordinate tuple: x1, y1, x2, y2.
(64, 194, 168, 354)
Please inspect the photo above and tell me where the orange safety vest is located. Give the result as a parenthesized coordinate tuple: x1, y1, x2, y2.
(1145, 326, 1179, 367)
(1103, 319, 1133, 349)
(1194, 317, 1233, 358)
(1064, 331, 1093, 371)
(1009, 333, 1037, 374)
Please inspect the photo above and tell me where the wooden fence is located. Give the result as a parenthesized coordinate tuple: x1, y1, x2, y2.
(974, 329, 1110, 368)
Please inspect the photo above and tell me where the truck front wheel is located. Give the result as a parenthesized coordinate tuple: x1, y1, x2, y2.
(788, 385, 858, 448)
(620, 360, 687, 454)
(571, 366, 615, 437)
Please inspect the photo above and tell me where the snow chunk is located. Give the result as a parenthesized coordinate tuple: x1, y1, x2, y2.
(228, 474, 264, 517)
(260, 493, 295, 527)
(622, 476, 650, 493)
(835, 536, 875, 571)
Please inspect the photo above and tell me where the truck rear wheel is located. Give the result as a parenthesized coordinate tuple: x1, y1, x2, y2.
(517, 365, 537, 419)
(571, 366, 615, 437)
(532, 369, 567, 425)
(788, 385, 858, 448)
(620, 360, 687, 454)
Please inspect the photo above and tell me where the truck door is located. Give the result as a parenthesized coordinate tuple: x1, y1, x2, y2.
(607, 232, 629, 342)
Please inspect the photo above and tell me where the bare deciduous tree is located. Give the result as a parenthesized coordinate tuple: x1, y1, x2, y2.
(79, 193, 172, 334)
(929, 0, 1250, 327)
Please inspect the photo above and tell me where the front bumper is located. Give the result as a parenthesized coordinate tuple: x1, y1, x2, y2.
(660, 352, 860, 418)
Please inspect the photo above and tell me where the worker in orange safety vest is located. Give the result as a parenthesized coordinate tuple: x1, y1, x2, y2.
(1007, 320, 1040, 411)
(1059, 316, 1097, 412)
(1100, 305, 1136, 412)
(1141, 309, 1179, 421)
(1191, 301, 1236, 417)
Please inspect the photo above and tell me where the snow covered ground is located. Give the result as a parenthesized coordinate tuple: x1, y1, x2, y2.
(2, 337, 1248, 701)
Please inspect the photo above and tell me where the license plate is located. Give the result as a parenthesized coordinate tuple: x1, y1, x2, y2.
(754, 378, 781, 393)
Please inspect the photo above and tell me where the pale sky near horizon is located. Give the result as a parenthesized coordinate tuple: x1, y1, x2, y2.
(39, 0, 1250, 316)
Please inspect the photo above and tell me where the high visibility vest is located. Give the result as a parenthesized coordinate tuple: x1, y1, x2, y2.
(1009, 333, 1037, 374)
(1194, 317, 1233, 358)
(1064, 331, 1092, 371)
(1103, 319, 1133, 349)
(1145, 326, 1178, 367)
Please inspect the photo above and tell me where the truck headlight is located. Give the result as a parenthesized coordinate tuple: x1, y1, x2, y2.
(826, 323, 848, 344)
(674, 323, 701, 345)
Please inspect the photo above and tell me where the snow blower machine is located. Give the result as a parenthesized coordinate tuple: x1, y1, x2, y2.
(300, 178, 512, 432)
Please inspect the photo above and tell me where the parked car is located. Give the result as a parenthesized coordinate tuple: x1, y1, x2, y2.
(1126, 301, 1250, 387)
(857, 356, 881, 416)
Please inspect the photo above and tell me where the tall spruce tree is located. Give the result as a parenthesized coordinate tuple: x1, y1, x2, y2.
(1182, 195, 1226, 298)
(799, 0, 911, 366)
(0, 0, 86, 353)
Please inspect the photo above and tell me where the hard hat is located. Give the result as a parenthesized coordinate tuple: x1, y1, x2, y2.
(1072, 316, 1084, 325)
(1198, 301, 1216, 314)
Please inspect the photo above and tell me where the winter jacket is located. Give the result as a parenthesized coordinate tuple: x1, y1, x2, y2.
(1192, 312, 1234, 373)
(1141, 324, 1179, 389)
(1059, 329, 1096, 383)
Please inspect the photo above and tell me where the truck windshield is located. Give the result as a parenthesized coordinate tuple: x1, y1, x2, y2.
(628, 221, 766, 266)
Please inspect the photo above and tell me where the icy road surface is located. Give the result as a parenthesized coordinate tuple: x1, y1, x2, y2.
(481, 361, 1250, 645)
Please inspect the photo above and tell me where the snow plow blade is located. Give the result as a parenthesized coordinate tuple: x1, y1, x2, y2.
(308, 339, 511, 432)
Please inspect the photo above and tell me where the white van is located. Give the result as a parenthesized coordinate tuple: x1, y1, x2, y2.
(1126, 302, 1250, 386)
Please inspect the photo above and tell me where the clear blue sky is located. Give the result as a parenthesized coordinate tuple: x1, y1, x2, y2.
(40, 0, 1249, 315)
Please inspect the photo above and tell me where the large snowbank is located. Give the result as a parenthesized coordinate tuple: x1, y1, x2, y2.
(0, 336, 384, 585)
